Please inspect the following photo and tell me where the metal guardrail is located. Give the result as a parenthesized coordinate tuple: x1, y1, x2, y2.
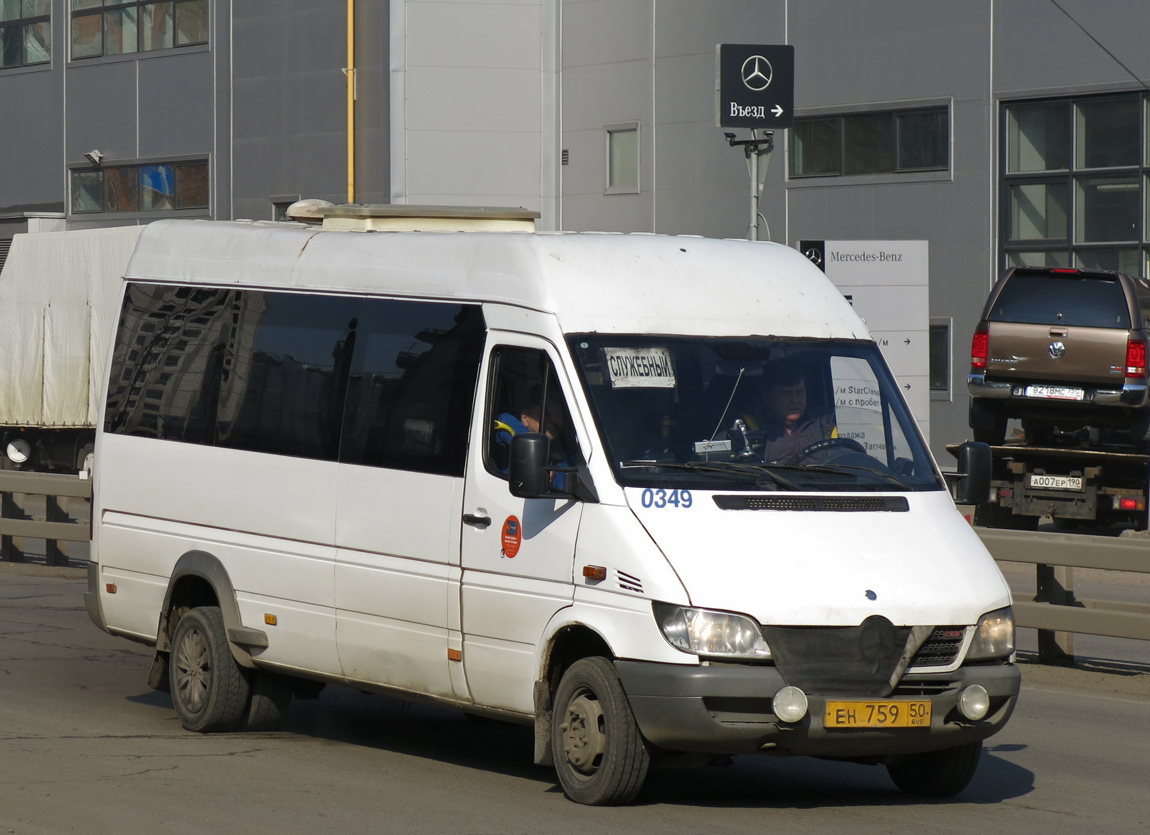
(976, 526, 1150, 662)
(0, 471, 92, 566)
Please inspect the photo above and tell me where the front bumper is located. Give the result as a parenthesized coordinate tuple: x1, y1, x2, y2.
(83, 561, 109, 633)
(616, 659, 1020, 757)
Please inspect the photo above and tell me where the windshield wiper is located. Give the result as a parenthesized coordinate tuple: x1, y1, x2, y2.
(618, 459, 800, 490)
(796, 462, 907, 487)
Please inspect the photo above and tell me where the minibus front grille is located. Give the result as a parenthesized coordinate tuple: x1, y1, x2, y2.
(712, 495, 909, 512)
(908, 626, 967, 669)
(892, 680, 957, 697)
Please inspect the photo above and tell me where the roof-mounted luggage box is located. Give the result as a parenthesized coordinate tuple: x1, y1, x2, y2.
(286, 201, 540, 233)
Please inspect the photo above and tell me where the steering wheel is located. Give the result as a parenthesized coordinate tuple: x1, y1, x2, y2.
(791, 437, 866, 463)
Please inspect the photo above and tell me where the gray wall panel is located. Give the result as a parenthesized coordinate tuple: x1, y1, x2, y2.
(562, 0, 650, 68)
(994, 0, 1150, 96)
(654, 0, 777, 58)
(406, 66, 540, 132)
(232, 0, 348, 217)
(406, 129, 541, 200)
(0, 68, 62, 209)
(138, 51, 214, 158)
(65, 61, 139, 164)
(407, 0, 540, 67)
(354, 0, 390, 205)
(399, 0, 544, 209)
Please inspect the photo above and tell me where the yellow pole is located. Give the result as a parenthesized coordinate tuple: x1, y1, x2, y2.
(347, 0, 356, 203)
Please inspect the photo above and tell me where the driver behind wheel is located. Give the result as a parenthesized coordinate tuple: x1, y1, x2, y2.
(742, 360, 838, 464)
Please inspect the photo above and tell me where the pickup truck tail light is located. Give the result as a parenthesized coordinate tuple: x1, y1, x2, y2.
(971, 327, 989, 371)
(1125, 339, 1146, 377)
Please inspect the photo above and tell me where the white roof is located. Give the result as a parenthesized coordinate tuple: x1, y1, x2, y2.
(125, 219, 870, 339)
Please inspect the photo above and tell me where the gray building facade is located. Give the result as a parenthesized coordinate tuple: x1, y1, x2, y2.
(2, 0, 1150, 460)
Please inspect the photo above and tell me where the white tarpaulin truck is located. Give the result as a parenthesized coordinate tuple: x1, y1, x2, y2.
(0, 225, 144, 472)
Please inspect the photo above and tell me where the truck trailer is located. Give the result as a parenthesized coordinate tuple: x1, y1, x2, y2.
(0, 225, 143, 472)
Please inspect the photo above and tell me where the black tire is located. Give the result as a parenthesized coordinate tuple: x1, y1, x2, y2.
(551, 657, 650, 806)
(969, 401, 1006, 446)
(169, 606, 251, 733)
(971, 426, 1005, 445)
(1021, 421, 1054, 447)
(245, 670, 294, 731)
(887, 740, 982, 797)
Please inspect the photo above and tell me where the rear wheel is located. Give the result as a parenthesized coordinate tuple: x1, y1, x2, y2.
(170, 606, 250, 733)
(551, 657, 650, 806)
(969, 401, 1006, 446)
(1021, 420, 1055, 447)
(887, 740, 982, 797)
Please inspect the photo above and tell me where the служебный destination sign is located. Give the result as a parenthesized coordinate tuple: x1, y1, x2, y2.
(716, 43, 794, 130)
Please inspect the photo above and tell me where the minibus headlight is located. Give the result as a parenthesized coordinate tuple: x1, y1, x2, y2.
(966, 606, 1015, 661)
(652, 602, 771, 660)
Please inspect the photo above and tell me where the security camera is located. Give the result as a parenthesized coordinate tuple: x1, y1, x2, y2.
(84, 150, 103, 165)
(724, 133, 736, 140)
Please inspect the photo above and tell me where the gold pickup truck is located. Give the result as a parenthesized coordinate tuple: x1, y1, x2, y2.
(968, 266, 1150, 446)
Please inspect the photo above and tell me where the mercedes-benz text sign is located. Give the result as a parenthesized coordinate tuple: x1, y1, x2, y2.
(716, 43, 795, 130)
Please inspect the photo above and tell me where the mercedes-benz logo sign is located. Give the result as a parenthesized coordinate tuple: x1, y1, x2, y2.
(804, 248, 823, 267)
(1049, 341, 1066, 359)
(741, 55, 773, 91)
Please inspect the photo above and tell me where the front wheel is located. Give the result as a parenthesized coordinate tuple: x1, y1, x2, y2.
(886, 740, 982, 797)
(551, 657, 650, 805)
(169, 606, 251, 733)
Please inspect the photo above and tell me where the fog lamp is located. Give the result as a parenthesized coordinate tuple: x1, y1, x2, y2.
(958, 684, 990, 721)
(773, 685, 808, 723)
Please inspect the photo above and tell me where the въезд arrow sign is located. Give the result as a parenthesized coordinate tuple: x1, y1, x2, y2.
(716, 43, 794, 130)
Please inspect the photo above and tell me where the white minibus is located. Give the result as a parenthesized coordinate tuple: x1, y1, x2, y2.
(86, 207, 1017, 806)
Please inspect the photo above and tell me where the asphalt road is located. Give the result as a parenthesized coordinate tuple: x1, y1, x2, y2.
(1, 564, 1147, 834)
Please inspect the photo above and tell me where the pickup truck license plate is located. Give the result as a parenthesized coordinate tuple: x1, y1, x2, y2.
(1025, 384, 1084, 401)
(824, 700, 931, 729)
(1028, 474, 1084, 490)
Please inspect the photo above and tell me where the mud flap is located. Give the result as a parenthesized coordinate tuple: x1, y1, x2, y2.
(533, 679, 554, 766)
(147, 651, 171, 693)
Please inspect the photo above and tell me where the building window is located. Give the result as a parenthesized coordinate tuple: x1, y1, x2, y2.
(605, 122, 639, 194)
(790, 107, 949, 178)
(1, 0, 50, 68)
(70, 160, 209, 214)
(70, 0, 207, 60)
(270, 195, 300, 222)
(1002, 94, 1150, 275)
(929, 318, 951, 400)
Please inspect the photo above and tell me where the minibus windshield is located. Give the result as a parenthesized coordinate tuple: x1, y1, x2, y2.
(568, 336, 943, 492)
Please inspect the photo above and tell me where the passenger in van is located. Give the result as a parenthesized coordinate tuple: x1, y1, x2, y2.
(743, 360, 838, 464)
(493, 401, 570, 489)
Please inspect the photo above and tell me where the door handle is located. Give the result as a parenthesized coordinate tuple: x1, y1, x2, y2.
(463, 513, 492, 528)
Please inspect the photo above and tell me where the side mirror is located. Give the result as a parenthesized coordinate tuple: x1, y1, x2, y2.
(952, 441, 991, 505)
(508, 433, 552, 498)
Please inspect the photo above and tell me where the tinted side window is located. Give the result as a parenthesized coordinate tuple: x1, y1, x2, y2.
(106, 284, 357, 462)
(105, 284, 241, 444)
(216, 292, 358, 460)
(989, 274, 1131, 329)
(339, 301, 485, 476)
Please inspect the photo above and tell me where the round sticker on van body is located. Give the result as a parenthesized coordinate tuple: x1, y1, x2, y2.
(501, 516, 522, 558)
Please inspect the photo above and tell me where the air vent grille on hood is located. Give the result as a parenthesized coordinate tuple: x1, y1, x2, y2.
(713, 495, 909, 512)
